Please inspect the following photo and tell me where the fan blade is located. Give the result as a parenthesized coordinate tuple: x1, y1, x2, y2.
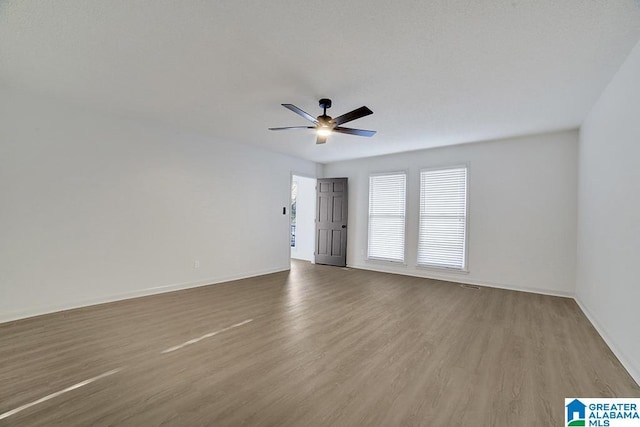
(269, 126, 316, 131)
(316, 134, 328, 144)
(332, 106, 373, 126)
(282, 104, 319, 124)
(333, 127, 376, 137)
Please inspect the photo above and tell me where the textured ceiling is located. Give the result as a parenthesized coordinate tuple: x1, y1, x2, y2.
(1, 1, 640, 163)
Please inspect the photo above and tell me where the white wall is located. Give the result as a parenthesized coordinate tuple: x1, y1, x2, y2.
(0, 87, 316, 323)
(576, 40, 640, 384)
(324, 130, 578, 296)
(290, 175, 316, 262)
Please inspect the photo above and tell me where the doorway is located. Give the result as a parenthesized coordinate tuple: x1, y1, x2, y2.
(290, 175, 316, 262)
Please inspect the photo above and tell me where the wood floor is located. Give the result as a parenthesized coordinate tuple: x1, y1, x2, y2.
(1, 260, 638, 426)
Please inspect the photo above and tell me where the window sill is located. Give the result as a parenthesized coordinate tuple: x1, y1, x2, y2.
(366, 258, 408, 267)
(416, 264, 469, 275)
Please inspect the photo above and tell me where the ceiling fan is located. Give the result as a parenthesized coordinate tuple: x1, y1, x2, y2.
(269, 98, 376, 144)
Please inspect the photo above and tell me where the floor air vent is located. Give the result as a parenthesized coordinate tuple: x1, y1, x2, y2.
(460, 284, 480, 290)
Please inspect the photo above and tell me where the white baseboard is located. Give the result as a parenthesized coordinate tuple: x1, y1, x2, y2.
(574, 298, 640, 387)
(0, 266, 289, 324)
(348, 263, 574, 298)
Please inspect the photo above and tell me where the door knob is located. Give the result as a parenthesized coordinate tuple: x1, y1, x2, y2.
(341, 225, 347, 228)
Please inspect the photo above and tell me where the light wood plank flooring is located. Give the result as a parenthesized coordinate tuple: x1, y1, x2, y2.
(1, 260, 638, 425)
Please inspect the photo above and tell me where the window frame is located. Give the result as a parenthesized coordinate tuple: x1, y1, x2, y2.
(417, 164, 469, 272)
(366, 170, 408, 264)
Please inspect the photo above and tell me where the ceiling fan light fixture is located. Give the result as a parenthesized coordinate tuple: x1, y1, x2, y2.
(317, 128, 332, 137)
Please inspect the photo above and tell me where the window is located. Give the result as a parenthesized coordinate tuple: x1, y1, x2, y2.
(368, 172, 407, 262)
(418, 166, 468, 270)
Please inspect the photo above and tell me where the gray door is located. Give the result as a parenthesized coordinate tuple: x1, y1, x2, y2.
(315, 178, 348, 266)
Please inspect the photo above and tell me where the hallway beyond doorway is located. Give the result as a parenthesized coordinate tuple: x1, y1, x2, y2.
(290, 175, 316, 262)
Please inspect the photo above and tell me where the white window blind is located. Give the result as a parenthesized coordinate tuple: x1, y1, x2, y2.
(368, 173, 407, 262)
(418, 167, 467, 270)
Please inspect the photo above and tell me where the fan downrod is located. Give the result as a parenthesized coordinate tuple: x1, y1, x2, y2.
(319, 98, 332, 116)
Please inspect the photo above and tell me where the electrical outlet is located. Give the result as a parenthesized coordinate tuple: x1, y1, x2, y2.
(194, 259, 200, 269)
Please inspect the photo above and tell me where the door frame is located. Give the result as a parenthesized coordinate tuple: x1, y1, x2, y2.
(289, 171, 317, 268)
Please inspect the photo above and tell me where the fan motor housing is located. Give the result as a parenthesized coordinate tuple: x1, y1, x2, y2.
(317, 115, 332, 125)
